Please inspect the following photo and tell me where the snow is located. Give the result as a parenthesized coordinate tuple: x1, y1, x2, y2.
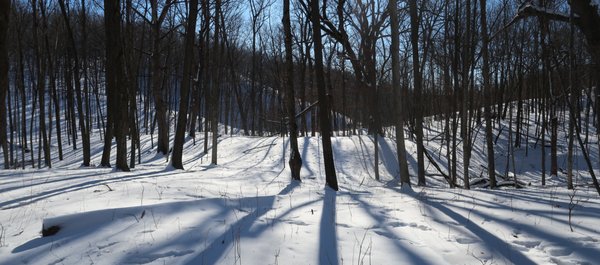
(1, 107, 600, 264)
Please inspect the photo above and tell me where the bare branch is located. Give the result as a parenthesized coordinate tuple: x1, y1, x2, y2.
(491, 1, 578, 41)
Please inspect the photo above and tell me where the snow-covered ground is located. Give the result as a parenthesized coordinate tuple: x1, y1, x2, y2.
(1, 114, 600, 264)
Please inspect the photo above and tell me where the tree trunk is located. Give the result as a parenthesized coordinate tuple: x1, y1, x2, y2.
(389, 0, 410, 186)
(480, 0, 496, 188)
(284, 0, 302, 181)
(171, 0, 199, 169)
(104, 0, 129, 171)
(58, 0, 91, 167)
(409, 0, 426, 186)
(461, 0, 473, 189)
(34, 0, 51, 168)
(0, 0, 9, 169)
(210, 0, 221, 165)
(567, 8, 577, 190)
(150, 0, 171, 156)
(310, 0, 338, 191)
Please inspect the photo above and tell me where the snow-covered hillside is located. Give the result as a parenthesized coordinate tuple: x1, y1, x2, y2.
(0, 124, 599, 265)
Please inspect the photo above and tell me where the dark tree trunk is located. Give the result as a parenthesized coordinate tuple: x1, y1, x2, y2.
(461, 0, 473, 189)
(171, 0, 199, 169)
(390, 0, 410, 186)
(284, 0, 302, 181)
(480, 0, 496, 188)
(210, 0, 221, 165)
(409, 0, 426, 186)
(149, 0, 172, 156)
(0, 0, 9, 169)
(58, 0, 91, 167)
(310, 0, 338, 191)
(104, 0, 129, 171)
(33, 0, 51, 168)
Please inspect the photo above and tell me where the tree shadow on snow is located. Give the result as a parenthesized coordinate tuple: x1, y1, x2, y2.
(319, 187, 339, 265)
(113, 182, 317, 265)
(346, 186, 437, 264)
(0, 167, 182, 210)
(7, 198, 238, 264)
(397, 187, 539, 265)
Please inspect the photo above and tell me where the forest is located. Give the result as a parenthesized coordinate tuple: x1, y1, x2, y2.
(0, 0, 599, 190)
(0, 0, 600, 264)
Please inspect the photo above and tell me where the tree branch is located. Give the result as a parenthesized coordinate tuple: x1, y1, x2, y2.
(491, 1, 579, 41)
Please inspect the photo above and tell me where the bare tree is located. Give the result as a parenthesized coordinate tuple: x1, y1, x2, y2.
(389, 0, 410, 186)
(249, 0, 273, 136)
(480, 0, 497, 188)
(284, 0, 302, 181)
(58, 0, 91, 167)
(149, 0, 174, 156)
(210, 0, 221, 165)
(34, 0, 52, 168)
(171, 0, 199, 169)
(320, 0, 387, 181)
(103, 0, 130, 171)
(0, 0, 9, 169)
(310, 0, 338, 191)
(408, 0, 426, 186)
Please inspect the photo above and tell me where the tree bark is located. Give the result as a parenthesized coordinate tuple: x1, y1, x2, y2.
(480, 0, 496, 188)
(284, 0, 302, 181)
(408, 0, 426, 186)
(389, 0, 410, 186)
(104, 0, 129, 171)
(0, 0, 10, 169)
(210, 0, 221, 165)
(149, 0, 173, 156)
(310, 0, 338, 191)
(58, 0, 91, 167)
(32, 0, 50, 168)
(171, 0, 199, 169)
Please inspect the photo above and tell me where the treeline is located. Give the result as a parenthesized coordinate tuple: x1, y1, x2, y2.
(0, 0, 599, 193)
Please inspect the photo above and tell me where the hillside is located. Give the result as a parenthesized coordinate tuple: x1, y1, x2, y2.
(0, 118, 599, 264)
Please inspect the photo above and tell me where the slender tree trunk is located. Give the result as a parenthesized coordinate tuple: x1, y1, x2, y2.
(152, 26, 168, 154)
(480, 0, 496, 188)
(461, 0, 473, 189)
(210, 0, 221, 165)
(284, 0, 302, 181)
(149, 0, 173, 155)
(32, 0, 51, 168)
(58, 0, 91, 166)
(409, 0, 426, 186)
(0, 0, 9, 169)
(310, 0, 338, 191)
(390, 0, 410, 186)
(567, 7, 577, 190)
(171, 0, 199, 169)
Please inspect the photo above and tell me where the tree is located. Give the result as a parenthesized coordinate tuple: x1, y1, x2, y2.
(0, 0, 9, 169)
(461, 0, 475, 189)
(32, 0, 51, 168)
(103, 0, 130, 171)
(480, 0, 497, 188)
(507, 0, 600, 195)
(389, 0, 410, 186)
(310, 0, 338, 191)
(209, 0, 221, 165)
(58, 0, 91, 167)
(408, 0, 426, 186)
(249, 0, 273, 136)
(149, 0, 174, 156)
(171, 0, 199, 169)
(320, 0, 387, 181)
(284, 0, 302, 181)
